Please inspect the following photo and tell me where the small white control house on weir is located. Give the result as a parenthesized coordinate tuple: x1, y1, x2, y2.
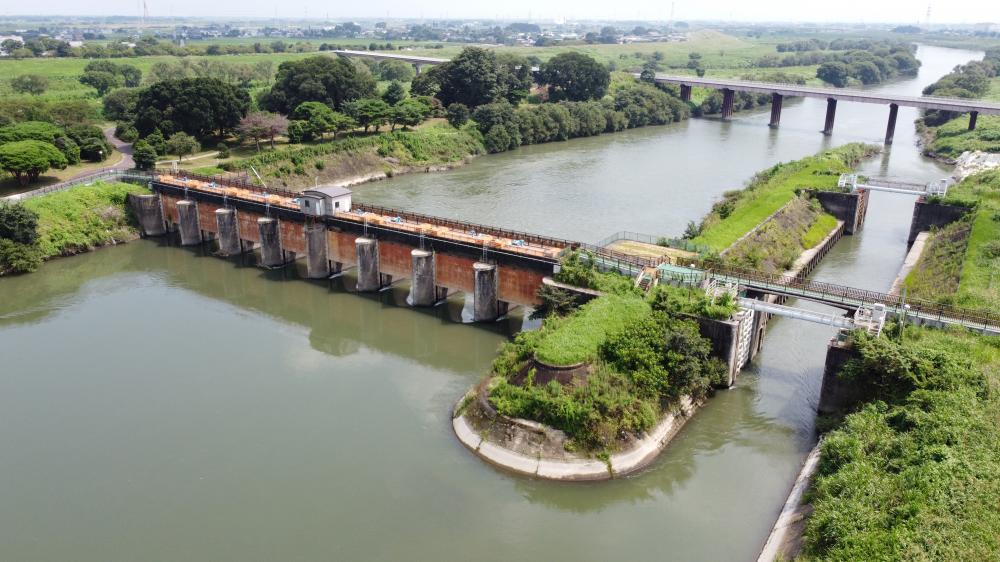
(296, 185, 353, 216)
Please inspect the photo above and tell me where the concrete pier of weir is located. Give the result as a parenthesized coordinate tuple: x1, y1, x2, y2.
(305, 223, 330, 279)
(473, 262, 501, 321)
(410, 249, 437, 306)
(130, 193, 166, 237)
(257, 217, 283, 267)
(215, 208, 240, 256)
(176, 200, 202, 246)
(356, 237, 381, 292)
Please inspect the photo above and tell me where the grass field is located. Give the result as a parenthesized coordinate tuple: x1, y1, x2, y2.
(533, 294, 651, 366)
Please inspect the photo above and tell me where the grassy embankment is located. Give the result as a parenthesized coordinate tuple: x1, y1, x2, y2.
(923, 114, 1000, 159)
(0, 181, 146, 274)
(226, 121, 484, 190)
(690, 143, 877, 272)
(801, 326, 1000, 560)
(477, 254, 734, 452)
(903, 170, 1000, 310)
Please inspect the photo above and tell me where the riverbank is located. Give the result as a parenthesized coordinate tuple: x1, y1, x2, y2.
(798, 327, 1000, 560)
(0, 181, 147, 275)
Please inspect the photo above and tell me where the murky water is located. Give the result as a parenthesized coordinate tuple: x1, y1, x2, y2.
(0, 45, 980, 561)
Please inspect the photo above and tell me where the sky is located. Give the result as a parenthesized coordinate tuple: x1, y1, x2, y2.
(3, 0, 999, 24)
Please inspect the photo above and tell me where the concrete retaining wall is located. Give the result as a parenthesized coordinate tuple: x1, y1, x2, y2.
(812, 190, 868, 235)
(907, 199, 970, 245)
(817, 339, 864, 415)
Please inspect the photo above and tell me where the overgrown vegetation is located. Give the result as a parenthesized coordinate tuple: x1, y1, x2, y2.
(485, 252, 730, 451)
(0, 181, 146, 274)
(924, 114, 1000, 159)
(692, 143, 876, 254)
(802, 328, 1000, 560)
(720, 196, 838, 274)
(902, 218, 973, 303)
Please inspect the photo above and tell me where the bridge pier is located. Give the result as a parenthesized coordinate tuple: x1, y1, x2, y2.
(768, 93, 783, 128)
(473, 262, 507, 322)
(177, 200, 202, 246)
(969, 111, 979, 131)
(305, 223, 330, 278)
(721, 89, 735, 120)
(356, 237, 381, 292)
(257, 217, 283, 267)
(822, 98, 837, 135)
(884, 103, 899, 145)
(215, 208, 240, 256)
(413, 63, 422, 76)
(680, 84, 692, 102)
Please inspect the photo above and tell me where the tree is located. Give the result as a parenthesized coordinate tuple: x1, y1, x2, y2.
(382, 80, 407, 106)
(0, 202, 39, 244)
(377, 60, 415, 82)
(144, 129, 166, 154)
(65, 124, 111, 162)
(263, 113, 288, 148)
(538, 52, 610, 102)
(292, 101, 338, 139)
(0, 140, 68, 185)
(165, 132, 199, 161)
(132, 140, 157, 170)
(446, 103, 470, 128)
(132, 78, 251, 137)
(429, 47, 529, 108)
(328, 112, 357, 138)
(0, 121, 63, 144)
(10, 75, 48, 95)
(388, 99, 429, 131)
(850, 61, 882, 85)
(259, 55, 376, 114)
(79, 71, 121, 96)
(102, 88, 140, 122)
(817, 62, 850, 87)
(343, 98, 390, 132)
(237, 112, 288, 150)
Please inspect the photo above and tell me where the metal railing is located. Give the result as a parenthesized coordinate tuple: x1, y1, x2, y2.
(706, 263, 1000, 330)
(3, 169, 150, 202)
(595, 230, 710, 254)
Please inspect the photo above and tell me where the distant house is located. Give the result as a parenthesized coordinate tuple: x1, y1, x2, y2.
(297, 185, 353, 216)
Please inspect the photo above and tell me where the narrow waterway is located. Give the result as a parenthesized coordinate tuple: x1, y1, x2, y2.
(0, 45, 981, 561)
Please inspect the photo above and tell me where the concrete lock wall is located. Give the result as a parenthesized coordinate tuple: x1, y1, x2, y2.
(695, 309, 757, 387)
(215, 209, 240, 256)
(817, 339, 865, 414)
(813, 190, 867, 235)
(128, 193, 166, 236)
(907, 199, 970, 245)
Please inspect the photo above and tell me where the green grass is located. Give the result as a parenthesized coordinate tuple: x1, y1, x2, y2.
(23, 181, 148, 256)
(803, 327, 1000, 560)
(533, 294, 651, 366)
(987, 76, 1000, 102)
(801, 212, 838, 249)
(926, 114, 1000, 158)
(692, 143, 877, 252)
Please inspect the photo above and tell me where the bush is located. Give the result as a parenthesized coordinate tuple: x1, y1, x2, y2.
(0, 238, 44, 274)
(114, 123, 139, 143)
(0, 202, 40, 244)
(215, 142, 230, 159)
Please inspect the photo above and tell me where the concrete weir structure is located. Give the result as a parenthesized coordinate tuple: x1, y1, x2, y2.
(215, 209, 240, 256)
(138, 173, 560, 321)
(176, 200, 202, 246)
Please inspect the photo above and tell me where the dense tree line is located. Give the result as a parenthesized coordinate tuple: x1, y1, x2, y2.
(921, 48, 1000, 125)
(468, 82, 688, 153)
(774, 38, 895, 53)
(132, 78, 250, 138)
(753, 43, 921, 88)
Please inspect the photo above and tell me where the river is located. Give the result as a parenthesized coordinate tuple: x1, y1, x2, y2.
(0, 45, 980, 561)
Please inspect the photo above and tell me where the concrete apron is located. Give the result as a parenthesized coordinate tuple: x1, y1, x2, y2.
(453, 395, 700, 481)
